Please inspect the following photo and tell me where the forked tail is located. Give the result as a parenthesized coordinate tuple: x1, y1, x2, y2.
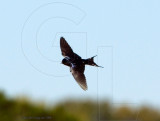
(85, 55, 104, 68)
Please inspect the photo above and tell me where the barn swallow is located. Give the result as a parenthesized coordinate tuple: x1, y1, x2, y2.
(60, 37, 103, 91)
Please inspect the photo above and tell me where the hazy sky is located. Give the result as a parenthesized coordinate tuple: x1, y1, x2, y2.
(0, 0, 160, 106)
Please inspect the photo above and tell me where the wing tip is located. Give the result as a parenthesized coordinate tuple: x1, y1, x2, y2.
(84, 88, 88, 91)
(77, 82, 88, 91)
(81, 85, 88, 91)
(60, 36, 67, 44)
(60, 36, 64, 40)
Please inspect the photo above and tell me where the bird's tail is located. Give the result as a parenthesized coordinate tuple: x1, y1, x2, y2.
(85, 55, 103, 68)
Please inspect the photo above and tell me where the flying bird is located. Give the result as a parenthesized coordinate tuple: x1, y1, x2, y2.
(60, 37, 103, 91)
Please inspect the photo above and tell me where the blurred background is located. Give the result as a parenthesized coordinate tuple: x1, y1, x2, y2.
(0, 0, 160, 120)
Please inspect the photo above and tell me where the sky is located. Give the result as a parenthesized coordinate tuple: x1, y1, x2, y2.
(0, 0, 160, 106)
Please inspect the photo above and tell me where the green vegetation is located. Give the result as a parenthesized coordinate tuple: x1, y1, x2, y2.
(0, 91, 160, 121)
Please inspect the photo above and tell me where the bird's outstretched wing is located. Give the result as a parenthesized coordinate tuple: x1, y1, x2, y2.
(70, 64, 87, 91)
(60, 37, 74, 58)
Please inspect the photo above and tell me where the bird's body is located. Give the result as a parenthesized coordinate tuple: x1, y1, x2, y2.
(60, 37, 103, 91)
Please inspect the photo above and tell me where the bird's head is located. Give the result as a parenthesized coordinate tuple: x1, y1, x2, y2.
(61, 58, 67, 64)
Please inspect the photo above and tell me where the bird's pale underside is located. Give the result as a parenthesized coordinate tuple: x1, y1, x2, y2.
(60, 37, 103, 91)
